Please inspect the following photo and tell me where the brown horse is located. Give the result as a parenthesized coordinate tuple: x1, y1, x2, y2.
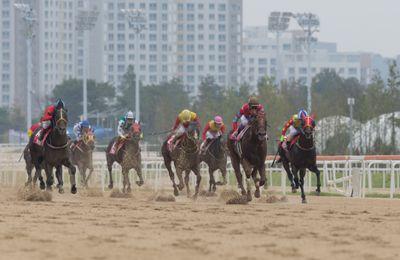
(70, 130, 95, 188)
(199, 136, 227, 193)
(278, 115, 320, 203)
(227, 111, 268, 201)
(29, 108, 77, 194)
(161, 123, 201, 198)
(105, 123, 143, 193)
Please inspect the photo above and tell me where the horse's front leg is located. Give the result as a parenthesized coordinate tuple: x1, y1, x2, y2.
(242, 159, 253, 201)
(251, 168, 260, 198)
(55, 165, 64, 194)
(308, 165, 321, 194)
(134, 162, 144, 187)
(298, 168, 307, 203)
(44, 163, 53, 191)
(176, 166, 185, 191)
(231, 157, 245, 196)
(85, 166, 94, 188)
(209, 168, 216, 192)
(192, 166, 201, 200)
(283, 161, 297, 193)
(184, 170, 191, 198)
(122, 168, 131, 193)
(63, 159, 77, 194)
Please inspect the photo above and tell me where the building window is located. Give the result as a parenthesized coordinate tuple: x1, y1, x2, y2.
(299, 67, 307, 74)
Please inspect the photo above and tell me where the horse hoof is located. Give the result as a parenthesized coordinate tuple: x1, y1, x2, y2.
(58, 187, 64, 194)
(302, 199, 307, 204)
(108, 184, 113, 190)
(178, 184, 184, 191)
(71, 185, 77, 194)
(192, 194, 198, 200)
(247, 192, 252, 202)
(173, 189, 179, 197)
(127, 187, 132, 193)
(315, 189, 321, 195)
(259, 180, 266, 187)
(254, 189, 260, 198)
(136, 181, 144, 187)
(46, 186, 52, 191)
(292, 188, 297, 193)
(40, 182, 45, 190)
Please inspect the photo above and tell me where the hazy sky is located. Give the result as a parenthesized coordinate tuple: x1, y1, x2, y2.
(244, 0, 400, 57)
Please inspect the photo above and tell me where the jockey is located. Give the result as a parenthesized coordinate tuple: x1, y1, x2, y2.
(200, 115, 226, 153)
(280, 109, 308, 150)
(38, 98, 65, 142)
(28, 122, 41, 139)
(73, 120, 91, 142)
(167, 109, 200, 151)
(118, 111, 137, 139)
(230, 96, 265, 140)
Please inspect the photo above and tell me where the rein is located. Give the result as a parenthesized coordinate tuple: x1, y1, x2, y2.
(46, 138, 69, 150)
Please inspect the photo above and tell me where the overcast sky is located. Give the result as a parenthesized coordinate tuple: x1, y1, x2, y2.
(243, 0, 400, 57)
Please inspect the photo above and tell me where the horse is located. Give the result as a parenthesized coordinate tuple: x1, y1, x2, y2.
(29, 108, 77, 194)
(161, 123, 201, 199)
(278, 115, 321, 203)
(70, 130, 95, 188)
(199, 136, 227, 193)
(24, 143, 62, 188)
(227, 111, 268, 201)
(105, 123, 144, 193)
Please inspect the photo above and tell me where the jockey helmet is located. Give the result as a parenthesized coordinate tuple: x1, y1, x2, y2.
(248, 96, 259, 108)
(214, 115, 223, 125)
(125, 111, 134, 120)
(81, 120, 90, 128)
(181, 109, 192, 123)
(298, 109, 308, 119)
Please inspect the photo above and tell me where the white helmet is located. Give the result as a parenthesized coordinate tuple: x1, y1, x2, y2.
(125, 111, 134, 120)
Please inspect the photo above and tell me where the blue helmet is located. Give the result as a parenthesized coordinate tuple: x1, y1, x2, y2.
(298, 109, 308, 119)
(81, 120, 90, 128)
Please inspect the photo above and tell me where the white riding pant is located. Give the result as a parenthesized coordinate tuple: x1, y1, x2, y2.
(206, 130, 221, 140)
(240, 115, 249, 126)
(287, 126, 299, 140)
(41, 120, 51, 129)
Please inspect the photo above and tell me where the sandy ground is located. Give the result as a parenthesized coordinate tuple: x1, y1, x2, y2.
(1, 186, 400, 260)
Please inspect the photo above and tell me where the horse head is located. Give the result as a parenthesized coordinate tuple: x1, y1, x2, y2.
(82, 130, 96, 150)
(181, 122, 199, 150)
(53, 108, 68, 136)
(130, 122, 142, 141)
(301, 115, 316, 140)
(253, 111, 267, 141)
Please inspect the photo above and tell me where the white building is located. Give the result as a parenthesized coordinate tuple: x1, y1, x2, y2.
(0, 0, 16, 108)
(98, 0, 242, 95)
(243, 26, 362, 90)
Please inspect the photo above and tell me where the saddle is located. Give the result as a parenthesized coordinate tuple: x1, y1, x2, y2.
(70, 140, 84, 152)
(110, 138, 128, 155)
(233, 125, 250, 157)
(33, 128, 51, 146)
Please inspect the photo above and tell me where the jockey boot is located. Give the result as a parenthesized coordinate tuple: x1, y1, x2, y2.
(167, 135, 176, 152)
(200, 140, 209, 154)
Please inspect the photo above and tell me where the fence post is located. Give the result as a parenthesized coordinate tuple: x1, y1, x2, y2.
(390, 161, 395, 199)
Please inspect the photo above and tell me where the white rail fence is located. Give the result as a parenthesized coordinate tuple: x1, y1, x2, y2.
(1, 145, 399, 198)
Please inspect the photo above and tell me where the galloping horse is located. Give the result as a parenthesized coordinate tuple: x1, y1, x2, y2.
(161, 123, 201, 198)
(227, 111, 268, 201)
(29, 108, 77, 194)
(105, 123, 143, 193)
(199, 136, 227, 193)
(278, 115, 321, 203)
(70, 130, 95, 188)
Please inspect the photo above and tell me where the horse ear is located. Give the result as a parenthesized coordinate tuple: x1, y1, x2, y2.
(311, 113, 316, 120)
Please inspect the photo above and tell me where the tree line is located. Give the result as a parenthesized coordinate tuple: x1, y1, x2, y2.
(1, 62, 399, 154)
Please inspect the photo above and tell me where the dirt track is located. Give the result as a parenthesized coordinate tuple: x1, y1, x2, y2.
(1, 186, 400, 260)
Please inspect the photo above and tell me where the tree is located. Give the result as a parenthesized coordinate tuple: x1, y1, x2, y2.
(52, 79, 115, 123)
(386, 61, 400, 153)
(116, 65, 137, 111)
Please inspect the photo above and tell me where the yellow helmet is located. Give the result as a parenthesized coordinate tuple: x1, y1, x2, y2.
(181, 109, 192, 123)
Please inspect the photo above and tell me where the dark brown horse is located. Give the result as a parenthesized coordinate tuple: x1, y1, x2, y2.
(227, 111, 267, 201)
(70, 130, 95, 188)
(29, 108, 77, 194)
(161, 123, 201, 198)
(278, 115, 321, 203)
(199, 136, 227, 193)
(105, 123, 143, 193)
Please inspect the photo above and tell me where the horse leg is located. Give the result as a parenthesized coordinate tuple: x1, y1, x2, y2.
(165, 157, 179, 196)
(176, 166, 185, 191)
(299, 168, 307, 203)
(192, 166, 201, 200)
(184, 170, 190, 198)
(25, 161, 33, 187)
(107, 156, 114, 189)
(242, 160, 253, 202)
(135, 164, 144, 187)
(258, 162, 266, 187)
(251, 168, 260, 199)
(55, 165, 64, 194)
(85, 166, 94, 188)
(78, 164, 86, 187)
(309, 165, 321, 194)
(284, 161, 297, 193)
(291, 164, 300, 189)
(63, 160, 77, 194)
(124, 168, 131, 193)
(209, 168, 216, 193)
(44, 164, 53, 191)
(216, 166, 227, 186)
(231, 157, 245, 196)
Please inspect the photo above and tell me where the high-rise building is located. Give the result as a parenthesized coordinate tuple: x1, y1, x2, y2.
(242, 26, 363, 90)
(0, 0, 16, 108)
(98, 0, 243, 95)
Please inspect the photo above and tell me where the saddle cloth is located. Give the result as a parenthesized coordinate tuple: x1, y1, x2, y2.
(33, 129, 51, 146)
